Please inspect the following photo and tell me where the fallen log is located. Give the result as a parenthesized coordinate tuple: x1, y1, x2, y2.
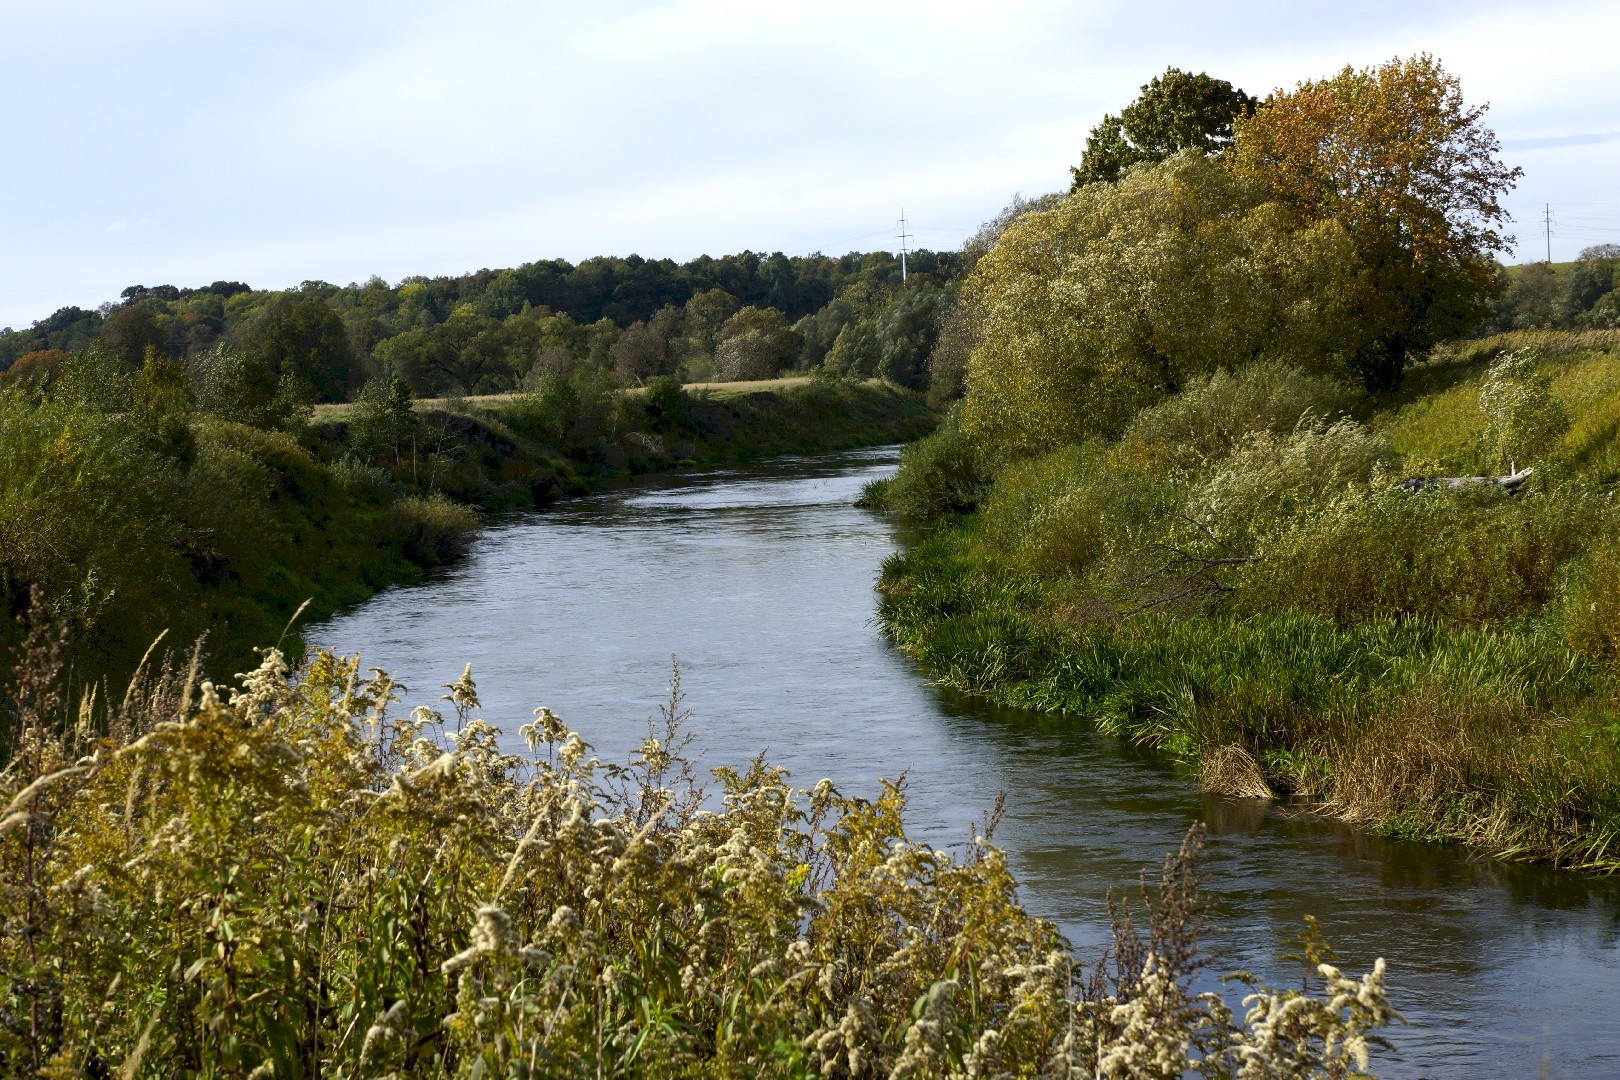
(1397, 466, 1534, 493)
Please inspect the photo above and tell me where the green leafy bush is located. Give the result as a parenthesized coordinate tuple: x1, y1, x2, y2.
(880, 414, 988, 522)
(389, 493, 480, 565)
(1117, 362, 1361, 477)
(1242, 485, 1604, 625)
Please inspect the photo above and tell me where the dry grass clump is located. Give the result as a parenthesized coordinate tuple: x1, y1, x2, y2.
(1200, 744, 1275, 800)
(0, 615, 1396, 1075)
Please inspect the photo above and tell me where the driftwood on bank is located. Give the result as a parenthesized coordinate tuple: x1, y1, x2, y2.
(1397, 466, 1534, 493)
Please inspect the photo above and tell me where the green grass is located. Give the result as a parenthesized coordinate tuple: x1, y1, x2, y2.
(875, 332, 1620, 872)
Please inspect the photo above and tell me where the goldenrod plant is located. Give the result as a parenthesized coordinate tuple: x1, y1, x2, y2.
(0, 610, 1394, 1075)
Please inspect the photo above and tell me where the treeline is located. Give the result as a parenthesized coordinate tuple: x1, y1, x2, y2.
(0, 247, 967, 402)
(1490, 245, 1620, 331)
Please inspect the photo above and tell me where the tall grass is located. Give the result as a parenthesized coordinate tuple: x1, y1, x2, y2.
(0, 621, 1395, 1075)
(876, 336, 1620, 872)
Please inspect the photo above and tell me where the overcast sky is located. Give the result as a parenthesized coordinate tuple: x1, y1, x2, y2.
(3, 0, 1618, 328)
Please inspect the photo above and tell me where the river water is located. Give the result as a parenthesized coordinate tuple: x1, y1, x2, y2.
(309, 446, 1620, 1077)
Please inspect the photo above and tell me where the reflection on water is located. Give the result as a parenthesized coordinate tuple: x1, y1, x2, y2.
(310, 446, 1620, 1078)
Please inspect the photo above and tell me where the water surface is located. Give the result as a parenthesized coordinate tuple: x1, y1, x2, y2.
(311, 446, 1620, 1077)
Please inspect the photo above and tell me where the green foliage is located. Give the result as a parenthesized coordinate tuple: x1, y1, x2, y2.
(883, 331, 1620, 869)
(1243, 484, 1602, 625)
(1071, 67, 1254, 187)
(1231, 55, 1521, 390)
(1116, 361, 1361, 477)
(822, 320, 880, 382)
(1477, 349, 1570, 469)
(347, 375, 421, 464)
(188, 346, 311, 431)
(234, 293, 360, 403)
(960, 153, 1358, 453)
(640, 374, 689, 431)
(714, 306, 802, 382)
(877, 413, 988, 522)
(389, 493, 480, 565)
(0, 648, 1396, 1075)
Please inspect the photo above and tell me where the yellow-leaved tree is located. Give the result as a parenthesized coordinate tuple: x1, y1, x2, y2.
(1230, 54, 1522, 390)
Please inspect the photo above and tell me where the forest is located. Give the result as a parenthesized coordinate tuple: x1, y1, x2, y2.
(0, 247, 964, 400)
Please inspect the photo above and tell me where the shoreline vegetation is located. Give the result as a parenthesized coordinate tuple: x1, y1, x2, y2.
(872, 332, 1620, 872)
(860, 56, 1620, 879)
(0, 630, 1396, 1075)
(0, 369, 933, 693)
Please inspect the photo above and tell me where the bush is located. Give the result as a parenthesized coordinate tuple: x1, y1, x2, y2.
(1478, 349, 1569, 470)
(1242, 484, 1606, 625)
(1116, 361, 1361, 476)
(882, 415, 988, 522)
(347, 375, 420, 463)
(1189, 417, 1390, 544)
(388, 493, 480, 565)
(0, 649, 1397, 1076)
(641, 374, 689, 431)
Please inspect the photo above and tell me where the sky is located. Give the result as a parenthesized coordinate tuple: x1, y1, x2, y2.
(3, 0, 1618, 329)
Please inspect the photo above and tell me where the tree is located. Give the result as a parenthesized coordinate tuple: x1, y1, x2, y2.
(1567, 244, 1619, 321)
(822, 321, 880, 382)
(348, 376, 420, 464)
(100, 305, 167, 367)
(875, 282, 946, 388)
(236, 294, 360, 402)
(1071, 68, 1254, 188)
(714, 306, 800, 381)
(1231, 55, 1522, 390)
(610, 319, 675, 384)
(2, 349, 69, 387)
(961, 152, 1358, 453)
(683, 289, 741, 357)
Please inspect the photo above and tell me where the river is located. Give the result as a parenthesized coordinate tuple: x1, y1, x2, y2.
(308, 445, 1620, 1077)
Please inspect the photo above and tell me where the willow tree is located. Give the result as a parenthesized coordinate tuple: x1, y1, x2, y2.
(1230, 55, 1521, 390)
(960, 152, 1358, 454)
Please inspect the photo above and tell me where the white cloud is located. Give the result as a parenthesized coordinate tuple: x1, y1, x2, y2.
(2, 0, 1617, 326)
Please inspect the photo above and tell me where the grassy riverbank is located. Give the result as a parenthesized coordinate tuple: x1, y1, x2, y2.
(0, 372, 932, 690)
(875, 331, 1620, 871)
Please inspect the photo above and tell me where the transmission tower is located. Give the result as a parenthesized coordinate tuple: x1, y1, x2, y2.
(1543, 203, 1554, 263)
(895, 209, 914, 283)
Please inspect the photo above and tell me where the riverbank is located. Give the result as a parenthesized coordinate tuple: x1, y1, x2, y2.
(874, 332, 1620, 872)
(1, 377, 933, 688)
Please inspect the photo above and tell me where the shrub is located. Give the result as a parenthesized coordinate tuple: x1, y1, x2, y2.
(882, 415, 988, 522)
(1242, 484, 1605, 625)
(641, 374, 689, 431)
(0, 649, 1397, 1076)
(1189, 417, 1390, 545)
(1559, 538, 1620, 660)
(347, 375, 420, 463)
(1478, 349, 1569, 470)
(1116, 361, 1361, 477)
(388, 493, 480, 565)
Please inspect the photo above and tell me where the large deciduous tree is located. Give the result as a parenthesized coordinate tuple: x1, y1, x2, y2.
(1230, 55, 1522, 390)
(714, 306, 801, 382)
(236, 294, 361, 402)
(962, 152, 1358, 453)
(1071, 68, 1254, 188)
